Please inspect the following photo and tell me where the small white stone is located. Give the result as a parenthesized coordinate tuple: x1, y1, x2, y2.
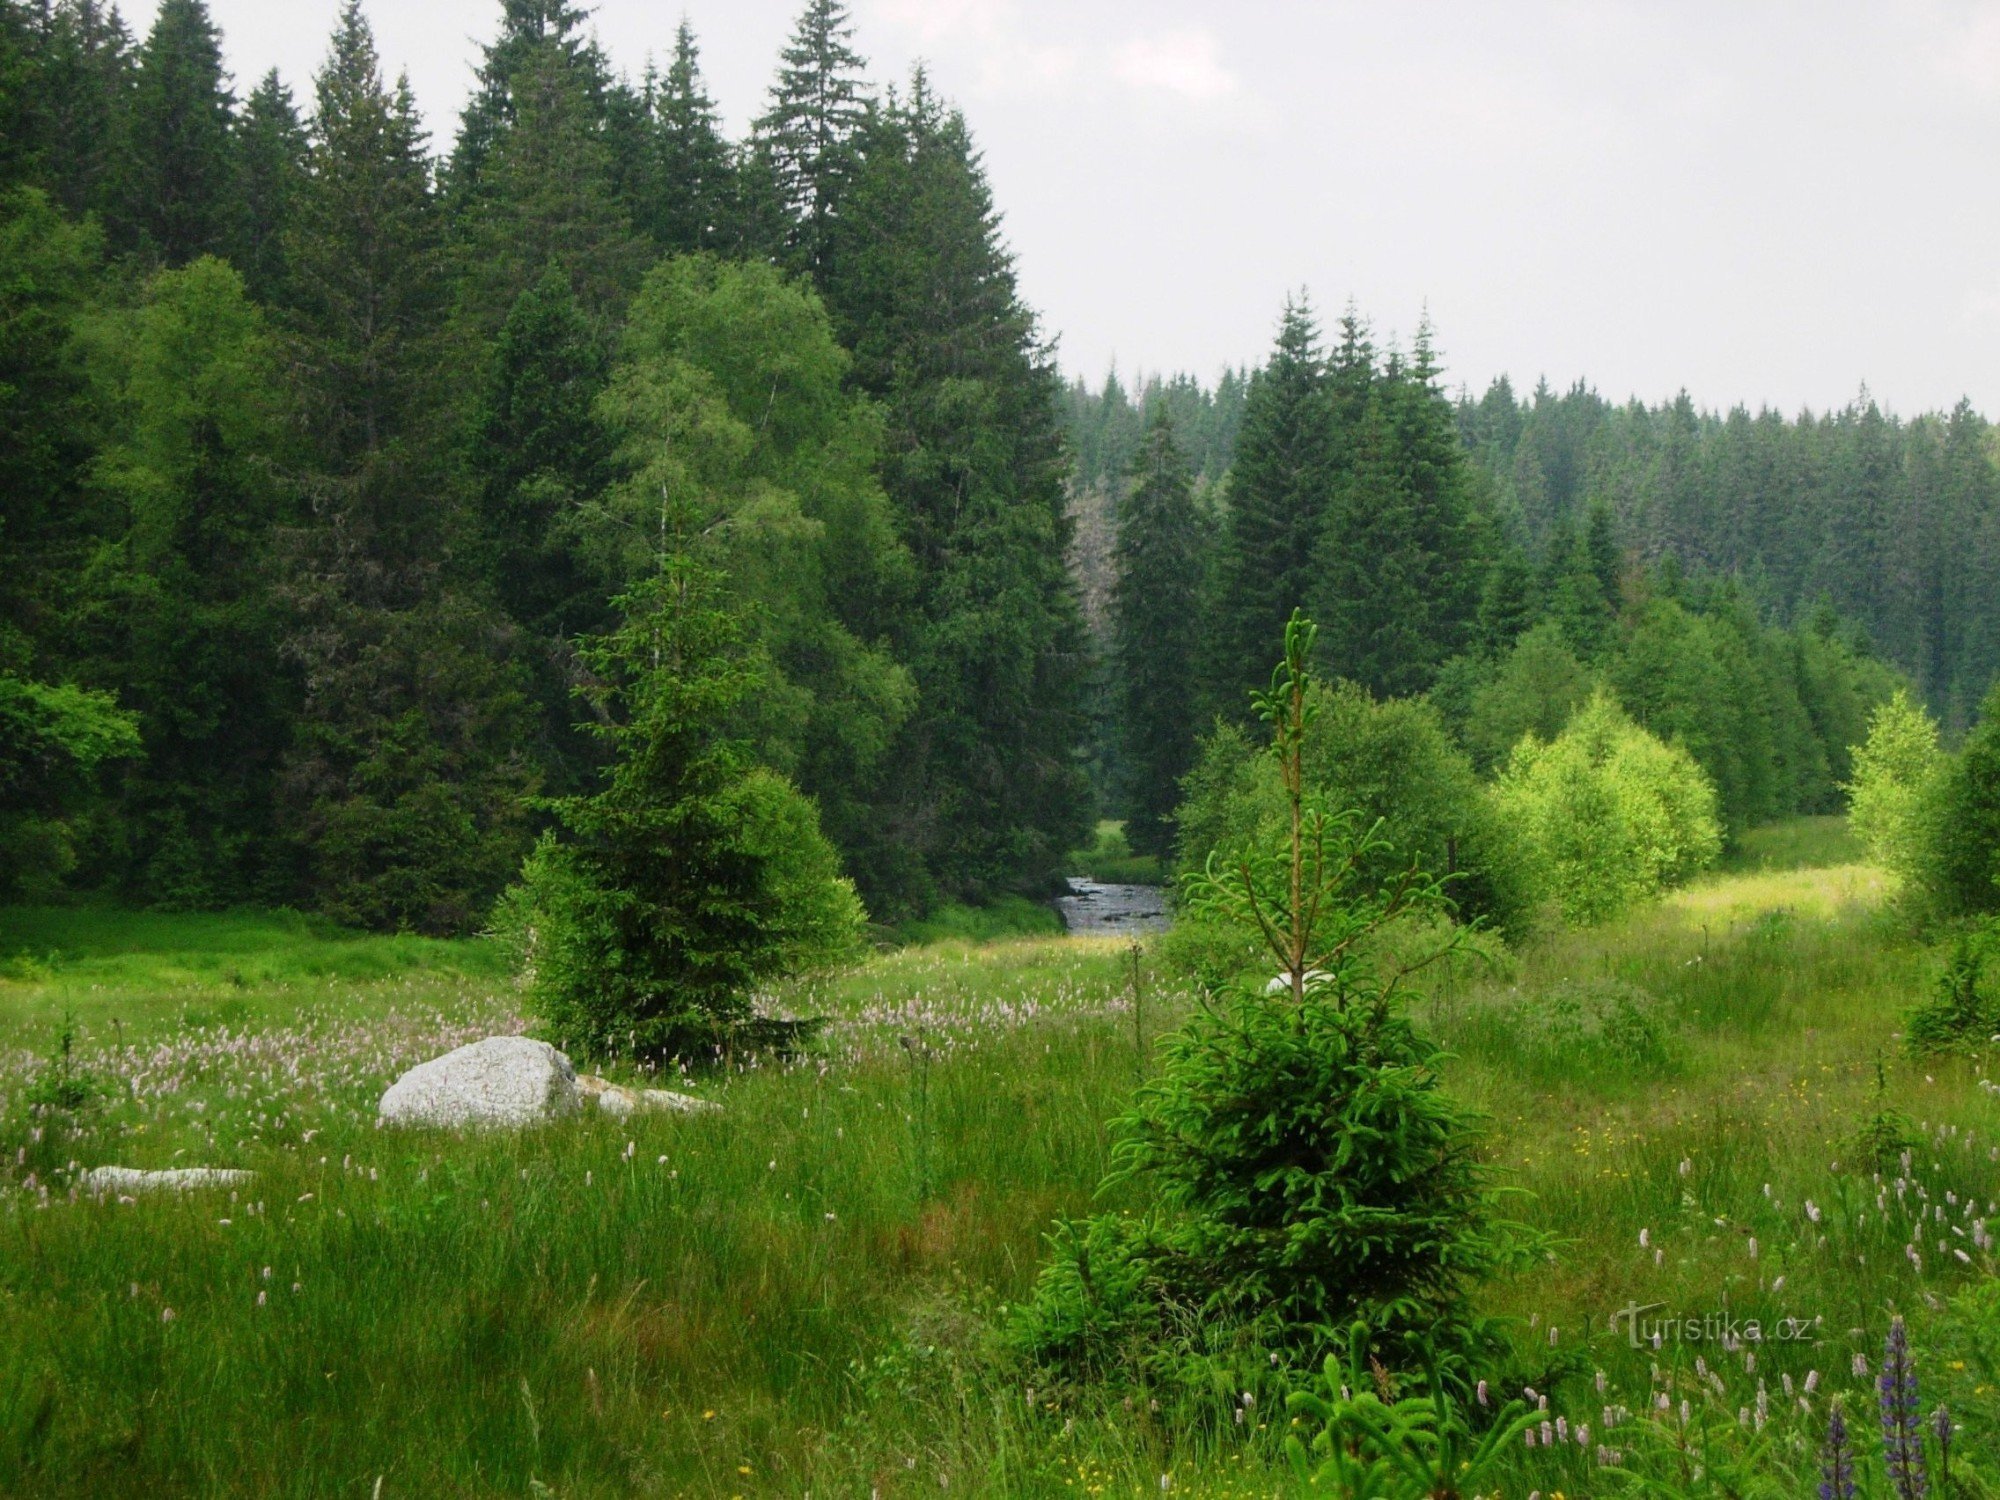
(577, 1073, 720, 1118)
(81, 1166, 256, 1195)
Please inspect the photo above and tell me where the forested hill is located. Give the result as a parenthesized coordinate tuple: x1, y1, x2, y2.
(1065, 365, 2000, 727)
(0, 0, 1085, 928)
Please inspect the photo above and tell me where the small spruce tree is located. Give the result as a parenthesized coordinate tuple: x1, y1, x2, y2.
(503, 482, 864, 1063)
(1015, 612, 1532, 1391)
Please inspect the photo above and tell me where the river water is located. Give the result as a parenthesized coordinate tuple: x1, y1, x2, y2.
(1055, 879, 1171, 936)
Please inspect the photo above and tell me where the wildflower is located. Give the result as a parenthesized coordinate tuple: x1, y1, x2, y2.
(1818, 1402, 1856, 1500)
(1879, 1316, 1927, 1500)
(160, 1308, 175, 1324)
(1476, 1379, 1489, 1407)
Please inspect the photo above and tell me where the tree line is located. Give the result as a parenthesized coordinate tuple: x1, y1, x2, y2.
(0, 0, 1086, 927)
(1, 0, 1969, 943)
(1082, 301, 1906, 864)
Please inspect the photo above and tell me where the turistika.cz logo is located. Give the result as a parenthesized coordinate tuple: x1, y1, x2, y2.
(1611, 1301, 1819, 1347)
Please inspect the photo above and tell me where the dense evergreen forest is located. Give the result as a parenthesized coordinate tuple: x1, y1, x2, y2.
(0, 0, 1087, 928)
(0, 0, 1975, 938)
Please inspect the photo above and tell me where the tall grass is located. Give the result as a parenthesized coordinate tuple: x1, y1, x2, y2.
(1, 827, 1994, 1494)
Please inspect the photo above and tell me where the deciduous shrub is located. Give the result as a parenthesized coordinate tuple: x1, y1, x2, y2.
(1492, 691, 1721, 926)
(1846, 688, 1945, 892)
(1174, 681, 1534, 944)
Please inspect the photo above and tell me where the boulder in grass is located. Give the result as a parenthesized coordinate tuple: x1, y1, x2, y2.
(82, 1166, 256, 1195)
(577, 1073, 721, 1119)
(378, 1036, 580, 1129)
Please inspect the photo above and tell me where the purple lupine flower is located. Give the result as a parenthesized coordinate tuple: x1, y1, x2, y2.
(1818, 1404, 1855, 1500)
(1933, 1405, 1953, 1494)
(1879, 1317, 1927, 1500)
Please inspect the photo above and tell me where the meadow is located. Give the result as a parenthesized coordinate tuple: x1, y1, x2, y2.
(1, 822, 1995, 1496)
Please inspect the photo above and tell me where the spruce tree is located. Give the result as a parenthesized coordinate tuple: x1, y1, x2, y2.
(1310, 326, 1480, 698)
(125, 0, 239, 266)
(1111, 410, 1206, 859)
(1205, 296, 1333, 717)
(234, 70, 305, 303)
(1326, 300, 1375, 463)
(449, 0, 605, 195)
(754, 0, 870, 278)
(25, 1, 136, 233)
(474, 262, 612, 795)
(822, 76, 1087, 908)
(1477, 540, 1539, 653)
(504, 510, 863, 1063)
(1584, 499, 1623, 615)
(1541, 523, 1615, 660)
(646, 20, 734, 254)
(279, 2, 533, 933)
(475, 261, 610, 636)
(449, 1, 644, 339)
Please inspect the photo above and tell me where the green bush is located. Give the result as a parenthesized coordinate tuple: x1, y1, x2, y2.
(1016, 615, 1534, 1395)
(1175, 681, 1534, 941)
(0, 674, 139, 899)
(1492, 690, 1722, 926)
(1903, 920, 2000, 1055)
(1921, 683, 2000, 920)
(1460, 621, 1594, 775)
(1846, 688, 1945, 891)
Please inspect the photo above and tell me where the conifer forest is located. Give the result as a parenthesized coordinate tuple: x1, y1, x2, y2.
(5, 3, 2000, 1496)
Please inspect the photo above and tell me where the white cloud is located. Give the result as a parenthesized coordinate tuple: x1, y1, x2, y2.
(1927, 0, 2000, 90)
(1111, 27, 1238, 102)
(864, 0, 1015, 46)
(861, 0, 1077, 97)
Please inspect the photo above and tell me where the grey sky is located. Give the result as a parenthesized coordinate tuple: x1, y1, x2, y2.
(131, 0, 2000, 416)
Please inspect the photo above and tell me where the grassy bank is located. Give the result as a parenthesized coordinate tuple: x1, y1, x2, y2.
(1, 826, 1994, 1494)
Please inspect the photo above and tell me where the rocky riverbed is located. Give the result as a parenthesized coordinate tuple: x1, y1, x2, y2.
(1055, 879, 1170, 936)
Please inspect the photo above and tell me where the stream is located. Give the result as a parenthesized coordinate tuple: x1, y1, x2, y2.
(1055, 879, 1170, 936)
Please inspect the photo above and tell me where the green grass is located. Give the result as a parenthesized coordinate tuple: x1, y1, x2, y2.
(1065, 820, 1167, 885)
(1718, 811, 1863, 871)
(883, 893, 1065, 947)
(3, 824, 1997, 1495)
(0, 903, 508, 1048)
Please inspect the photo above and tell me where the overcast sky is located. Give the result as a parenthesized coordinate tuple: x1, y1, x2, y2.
(124, 0, 2000, 416)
